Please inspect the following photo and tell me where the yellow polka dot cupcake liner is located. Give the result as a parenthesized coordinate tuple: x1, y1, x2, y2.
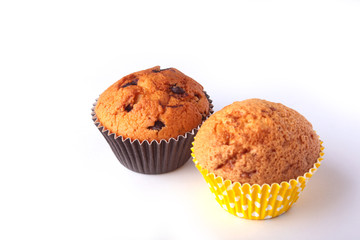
(191, 141, 324, 220)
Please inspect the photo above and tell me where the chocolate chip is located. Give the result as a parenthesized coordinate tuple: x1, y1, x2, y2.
(147, 120, 165, 131)
(194, 94, 201, 102)
(124, 104, 133, 112)
(240, 148, 250, 155)
(120, 78, 138, 88)
(167, 105, 183, 108)
(170, 85, 185, 94)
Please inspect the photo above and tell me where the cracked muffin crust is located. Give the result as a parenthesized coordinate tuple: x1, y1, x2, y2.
(193, 99, 320, 185)
(95, 66, 210, 142)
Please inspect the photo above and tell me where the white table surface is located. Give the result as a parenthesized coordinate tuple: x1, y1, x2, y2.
(1, 0, 360, 239)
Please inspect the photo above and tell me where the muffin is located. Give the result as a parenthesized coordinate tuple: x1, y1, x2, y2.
(192, 99, 324, 219)
(92, 66, 213, 174)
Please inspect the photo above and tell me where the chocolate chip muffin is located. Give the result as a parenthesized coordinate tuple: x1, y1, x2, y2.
(92, 66, 213, 174)
(193, 98, 320, 185)
(95, 66, 210, 142)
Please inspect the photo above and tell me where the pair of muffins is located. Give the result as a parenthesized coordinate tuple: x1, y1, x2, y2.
(92, 66, 213, 174)
(92, 66, 324, 219)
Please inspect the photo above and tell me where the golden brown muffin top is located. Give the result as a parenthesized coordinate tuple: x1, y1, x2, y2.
(193, 99, 320, 185)
(95, 66, 210, 142)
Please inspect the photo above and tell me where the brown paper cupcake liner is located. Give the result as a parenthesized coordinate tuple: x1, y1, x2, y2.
(91, 92, 214, 174)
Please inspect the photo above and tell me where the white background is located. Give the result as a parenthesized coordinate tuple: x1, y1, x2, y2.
(1, 0, 360, 239)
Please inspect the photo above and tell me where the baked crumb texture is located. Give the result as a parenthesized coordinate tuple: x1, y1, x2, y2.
(95, 66, 210, 142)
(193, 99, 320, 185)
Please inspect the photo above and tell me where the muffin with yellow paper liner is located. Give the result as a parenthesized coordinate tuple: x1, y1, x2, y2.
(192, 99, 324, 219)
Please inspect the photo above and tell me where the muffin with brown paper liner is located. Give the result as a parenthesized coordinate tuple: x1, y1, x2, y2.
(92, 66, 213, 174)
(192, 99, 324, 219)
